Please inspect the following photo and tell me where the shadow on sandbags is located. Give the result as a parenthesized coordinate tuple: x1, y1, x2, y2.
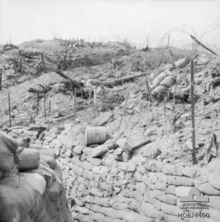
(0, 130, 31, 172)
(0, 173, 45, 222)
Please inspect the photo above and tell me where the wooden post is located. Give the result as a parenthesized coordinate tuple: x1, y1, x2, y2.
(94, 87, 97, 108)
(44, 93, 47, 121)
(48, 100, 51, 116)
(168, 34, 170, 47)
(190, 34, 218, 55)
(191, 59, 197, 164)
(19, 50, 22, 74)
(0, 68, 2, 91)
(8, 92, 12, 127)
(36, 92, 39, 115)
(41, 53, 46, 73)
(118, 93, 129, 131)
(74, 88, 77, 119)
(20, 57, 22, 74)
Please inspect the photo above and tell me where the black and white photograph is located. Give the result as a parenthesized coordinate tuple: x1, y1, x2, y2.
(0, 0, 220, 221)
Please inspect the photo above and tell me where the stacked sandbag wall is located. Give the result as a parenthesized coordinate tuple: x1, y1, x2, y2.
(0, 126, 73, 222)
(3, 125, 220, 222)
(67, 155, 220, 222)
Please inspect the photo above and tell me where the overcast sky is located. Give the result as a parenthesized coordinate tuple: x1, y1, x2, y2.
(0, 0, 220, 49)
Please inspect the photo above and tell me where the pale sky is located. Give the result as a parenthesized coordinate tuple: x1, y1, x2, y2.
(0, 0, 220, 49)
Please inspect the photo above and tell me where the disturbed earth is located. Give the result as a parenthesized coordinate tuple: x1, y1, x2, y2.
(1, 38, 220, 222)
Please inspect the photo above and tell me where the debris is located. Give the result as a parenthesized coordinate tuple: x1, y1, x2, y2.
(122, 137, 153, 154)
(87, 72, 148, 88)
(206, 134, 218, 163)
(91, 145, 109, 158)
(28, 84, 52, 94)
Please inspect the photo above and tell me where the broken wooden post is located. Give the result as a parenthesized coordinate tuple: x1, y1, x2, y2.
(48, 100, 51, 116)
(118, 93, 129, 131)
(191, 59, 197, 164)
(19, 57, 22, 74)
(41, 53, 46, 73)
(0, 68, 2, 91)
(36, 92, 39, 116)
(44, 93, 47, 120)
(8, 92, 12, 127)
(190, 34, 218, 55)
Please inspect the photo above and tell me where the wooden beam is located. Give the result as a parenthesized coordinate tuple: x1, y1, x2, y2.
(190, 34, 218, 55)
(55, 69, 83, 89)
(8, 92, 12, 127)
(90, 72, 147, 88)
(41, 53, 46, 73)
(28, 86, 51, 94)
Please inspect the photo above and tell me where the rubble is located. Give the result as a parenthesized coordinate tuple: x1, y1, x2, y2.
(1, 38, 220, 222)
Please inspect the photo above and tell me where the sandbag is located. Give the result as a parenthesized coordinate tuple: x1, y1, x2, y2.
(162, 64, 175, 72)
(39, 164, 56, 181)
(174, 57, 190, 68)
(151, 85, 169, 101)
(0, 131, 19, 172)
(26, 167, 54, 188)
(209, 173, 220, 190)
(18, 148, 40, 171)
(91, 145, 109, 158)
(0, 174, 36, 222)
(20, 173, 46, 196)
(0, 131, 30, 172)
(40, 154, 57, 170)
(38, 148, 56, 158)
(29, 144, 43, 149)
(104, 139, 118, 150)
(151, 72, 169, 89)
(160, 75, 175, 88)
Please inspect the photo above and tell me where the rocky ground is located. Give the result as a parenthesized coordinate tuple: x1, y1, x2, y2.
(1, 38, 220, 222)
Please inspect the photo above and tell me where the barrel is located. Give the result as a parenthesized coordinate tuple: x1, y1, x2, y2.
(85, 127, 108, 146)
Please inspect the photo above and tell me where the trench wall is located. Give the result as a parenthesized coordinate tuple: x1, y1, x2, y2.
(3, 125, 220, 222)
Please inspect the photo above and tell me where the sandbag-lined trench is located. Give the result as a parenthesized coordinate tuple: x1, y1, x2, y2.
(2, 125, 220, 222)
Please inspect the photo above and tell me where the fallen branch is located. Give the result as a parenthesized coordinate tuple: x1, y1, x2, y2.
(55, 69, 93, 99)
(54, 113, 75, 123)
(55, 69, 83, 89)
(90, 72, 148, 88)
(61, 80, 93, 99)
(190, 35, 218, 55)
(129, 139, 153, 154)
(28, 86, 51, 94)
